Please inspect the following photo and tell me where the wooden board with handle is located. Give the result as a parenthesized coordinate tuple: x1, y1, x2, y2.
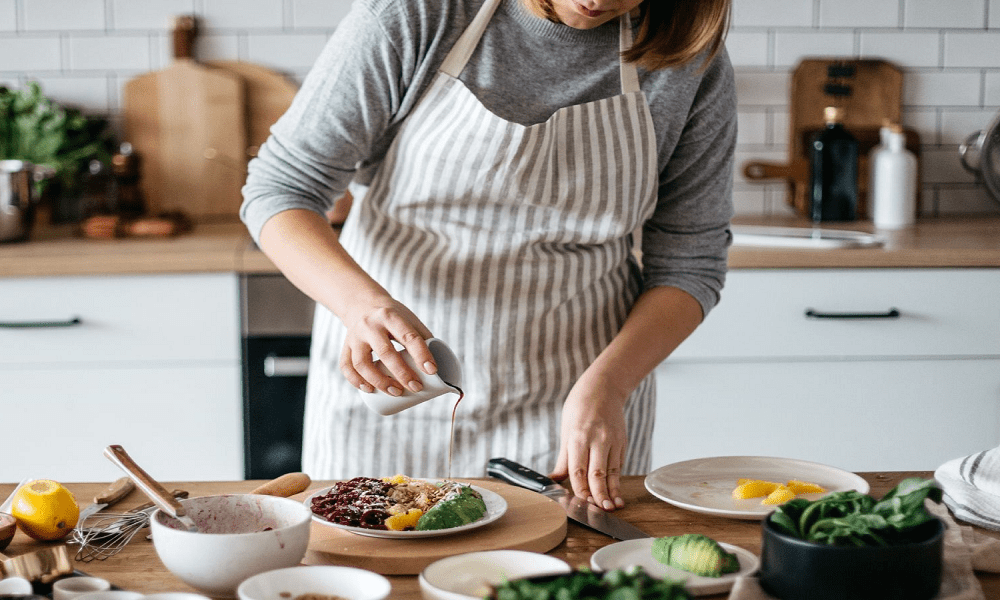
(300, 479, 568, 575)
(206, 60, 298, 158)
(742, 58, 921, 219)
(123, 16, 247, 219)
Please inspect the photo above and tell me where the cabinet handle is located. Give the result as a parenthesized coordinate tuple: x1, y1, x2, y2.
(804, 308, 901, 320)
(0, 316, 83, 329)
(263, 355, 310, 377)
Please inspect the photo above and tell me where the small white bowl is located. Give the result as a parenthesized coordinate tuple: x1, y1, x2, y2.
(237, 566, 391, 600)
(419, 550, 572, 600)
(151, 494, 312, 598)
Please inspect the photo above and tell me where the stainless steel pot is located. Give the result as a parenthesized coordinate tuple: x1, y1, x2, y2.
(0, 160, 54, 243)
(959, 110, 1000, 206)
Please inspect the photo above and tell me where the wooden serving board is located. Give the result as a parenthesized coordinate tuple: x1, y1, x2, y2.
(299, 479, 568, 575)
(123, 16, 248, 219)
(742, 58, 921, 219)
(206, 60, 298, 158)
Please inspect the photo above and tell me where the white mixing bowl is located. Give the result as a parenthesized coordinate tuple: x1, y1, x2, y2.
(150, 494, 312, 598)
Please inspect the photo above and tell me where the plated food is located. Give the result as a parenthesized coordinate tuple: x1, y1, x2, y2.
(591, 538, 759, 597)
(306, 476, 507, 539)
(645, 456, 869, 520)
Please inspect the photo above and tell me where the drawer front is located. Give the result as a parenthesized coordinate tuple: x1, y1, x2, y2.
(653, 359, 1000, 472)
(672, 269, 1000, 360)
(0, 273, 239, 365)
(1, 364, 242, 482)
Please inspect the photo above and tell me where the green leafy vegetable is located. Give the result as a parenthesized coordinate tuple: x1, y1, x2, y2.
(0, 82, 113, 194)
(490, 567, 691, 600)
(769, 478, 942, 547)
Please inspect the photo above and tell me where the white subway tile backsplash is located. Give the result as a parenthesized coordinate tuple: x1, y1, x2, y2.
(111, 0, 195, 31)
(192, 34, 241, 62)
(737, 111, 769, 145)
(901, 108, 940, 145)
(773, 32, 855, 67)
(938, 186, 1000, 214)
(902, 71, 983, 106)
(986, 72, 1000, 105)
(31, 75, 109, 111)
(726, 32, 769, 68)
(820, 0, 901, 28)
(0, 0, 16, 32)
(735, 71, 790, 106)
(291, 0, 353, 29)
(992, 0, 1000, 28)
(859, 32, 940, 68)
(0, 36, 61, 71)
(246, 33, 328, 72)
(732, 0, 812, 28)
(773, 109, 790, 146)
(940, 109, 1000, 144)
(69, 35, 151, 71)
(920, 147, 978, 184)
(202, 0, 284, 30)
(904, 0, 986, 29)
(22, 0, 105, 32)
(943, 32, 1000, 67)
(732, 188, 769, 215)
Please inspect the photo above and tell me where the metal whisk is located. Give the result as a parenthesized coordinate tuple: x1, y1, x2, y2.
(68, 491, 188, 562)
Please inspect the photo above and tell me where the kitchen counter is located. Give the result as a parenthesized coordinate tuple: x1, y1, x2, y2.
(2, 474, 998, 600)
(1, 217, 999, 278)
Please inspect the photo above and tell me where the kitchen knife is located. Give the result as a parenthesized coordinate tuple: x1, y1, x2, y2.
(76, 477, 135, 524)
(487, 457, 650, 541)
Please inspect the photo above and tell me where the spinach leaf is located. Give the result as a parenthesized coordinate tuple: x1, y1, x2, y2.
(769, 478, 941, 547)
(490, 567, 690, 600)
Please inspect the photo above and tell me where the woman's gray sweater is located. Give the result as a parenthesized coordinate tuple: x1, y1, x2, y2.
(240, 0, 736, 316)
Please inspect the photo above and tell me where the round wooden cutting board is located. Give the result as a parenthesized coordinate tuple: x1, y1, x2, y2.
(299, 479, 568, 575)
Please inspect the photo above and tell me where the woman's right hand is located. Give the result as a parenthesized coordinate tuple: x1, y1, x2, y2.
(338, 294, 437, 396)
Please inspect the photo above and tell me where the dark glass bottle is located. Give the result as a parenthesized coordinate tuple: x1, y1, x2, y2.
(810, 106, 858, 222)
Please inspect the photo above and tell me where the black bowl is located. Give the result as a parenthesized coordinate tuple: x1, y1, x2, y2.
(759, 515, 944, 600)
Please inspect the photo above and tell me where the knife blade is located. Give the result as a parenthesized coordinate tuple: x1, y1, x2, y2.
(487, 457, 650, 541)
(76, 476, 135, 525)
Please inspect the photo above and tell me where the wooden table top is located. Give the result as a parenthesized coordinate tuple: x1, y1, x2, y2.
(3, 473, 998, 599)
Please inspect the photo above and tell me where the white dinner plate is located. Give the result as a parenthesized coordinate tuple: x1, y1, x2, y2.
(305, 481, 508, 539)
(590, 539, 759, 597)
(644, 456, 870, 520)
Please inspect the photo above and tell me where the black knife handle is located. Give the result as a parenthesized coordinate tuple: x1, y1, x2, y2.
(487, 457, 555, 492)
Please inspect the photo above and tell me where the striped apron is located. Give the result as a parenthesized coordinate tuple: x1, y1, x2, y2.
(302, 0, 659, 479)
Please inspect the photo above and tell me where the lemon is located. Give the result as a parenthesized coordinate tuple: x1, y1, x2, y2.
(10, 479, 80, 541)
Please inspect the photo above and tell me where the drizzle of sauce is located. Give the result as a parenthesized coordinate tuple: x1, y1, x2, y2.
(446, 385, 464, 480)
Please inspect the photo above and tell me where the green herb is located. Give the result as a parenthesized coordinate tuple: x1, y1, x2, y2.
(0, 81, 112, 193)
(490, 567, 690, 600)
(769, 478, 942, 547)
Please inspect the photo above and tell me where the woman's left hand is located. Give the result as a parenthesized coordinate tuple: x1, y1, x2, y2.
(550, 374, 629, 511)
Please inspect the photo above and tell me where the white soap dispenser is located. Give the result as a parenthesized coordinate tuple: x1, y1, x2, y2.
(870, 124, 918, 230)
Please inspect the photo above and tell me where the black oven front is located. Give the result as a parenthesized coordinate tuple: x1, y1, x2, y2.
(240, 273, 315, 480)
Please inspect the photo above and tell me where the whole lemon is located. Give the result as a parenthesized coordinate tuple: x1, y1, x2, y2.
(10, 479, 80, 541)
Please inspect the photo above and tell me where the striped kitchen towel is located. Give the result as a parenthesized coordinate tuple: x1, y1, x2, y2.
(936, 447, 1000, 532)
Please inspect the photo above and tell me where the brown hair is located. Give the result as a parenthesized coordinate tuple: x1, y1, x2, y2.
(525, 0, 731, 71)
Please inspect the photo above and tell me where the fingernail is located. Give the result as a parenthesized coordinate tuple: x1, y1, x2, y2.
(408, 380, 423, 392)
(387, 386, 402, 396)
(359, 383, 375, 394)
(586, 496, 595, 505)
(615, 497, 624, 508)
(602, 500, 614, 511)
(423, 361, 437, 374)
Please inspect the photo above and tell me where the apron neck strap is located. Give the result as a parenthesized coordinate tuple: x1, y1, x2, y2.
(619, 13, 640, 94)
(441, 0, 642, 95)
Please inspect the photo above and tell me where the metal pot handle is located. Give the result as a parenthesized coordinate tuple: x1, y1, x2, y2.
(959, 130, 984, 175)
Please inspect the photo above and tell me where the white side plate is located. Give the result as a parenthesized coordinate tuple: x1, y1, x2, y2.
(644, 456, 870, 520)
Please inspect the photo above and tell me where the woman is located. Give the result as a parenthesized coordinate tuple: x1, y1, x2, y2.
(241, 0, 735, 512)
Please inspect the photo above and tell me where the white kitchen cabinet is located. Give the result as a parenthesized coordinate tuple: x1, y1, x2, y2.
(0, 273, 241, 482)
(653, 269, 1000, 472)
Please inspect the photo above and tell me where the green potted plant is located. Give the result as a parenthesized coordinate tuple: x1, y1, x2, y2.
(0, 81, 115, 223)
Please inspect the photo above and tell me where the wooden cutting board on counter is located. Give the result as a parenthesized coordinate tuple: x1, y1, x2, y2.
(742, 58, 921, 219)
(300, 479, 568, 575)
(206, 60, 297, 158)
(123, 16, 247, 219)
